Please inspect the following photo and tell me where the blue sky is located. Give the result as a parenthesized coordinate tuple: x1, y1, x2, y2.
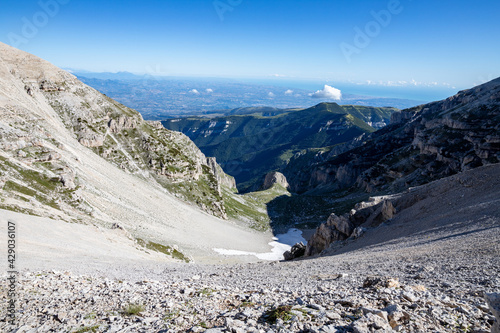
(1, 0, 499, 93)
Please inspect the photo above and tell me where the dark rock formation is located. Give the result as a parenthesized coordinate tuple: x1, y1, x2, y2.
(283, 242, 306, 260)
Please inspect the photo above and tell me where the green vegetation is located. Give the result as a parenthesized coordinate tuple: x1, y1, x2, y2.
(121, 303, 145, 316)
(263, 305, 294, 324)
(136, 238, 190, 262)
(0, 156, 83, 216)
(238, 301, 256, 308)
(197, 288, 215, 297)
(73, 325, 100, 333)
(84, 312, 97, 320)
(223, 184, 291, 231)
(163, 103, 397, 191)
(164, 310, 181, 321)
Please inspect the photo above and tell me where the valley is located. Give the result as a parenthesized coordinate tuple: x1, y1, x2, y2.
(0, 42, 498, 333)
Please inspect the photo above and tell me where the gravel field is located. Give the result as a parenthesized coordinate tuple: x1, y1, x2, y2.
(1, 199, 498, 332)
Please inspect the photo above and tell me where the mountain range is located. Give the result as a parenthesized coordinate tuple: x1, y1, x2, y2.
(1, 41, 499, 264)
(163, 103, 397, 192)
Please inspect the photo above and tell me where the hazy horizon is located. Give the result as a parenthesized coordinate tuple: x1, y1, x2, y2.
(2, 0, 499, 98)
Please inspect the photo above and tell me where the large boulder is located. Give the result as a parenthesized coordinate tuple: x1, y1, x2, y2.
(305, 197, 397, 256)
(262, 171, 289, 190)
(305, 213, 354, 256)
(283, 242, 306, 260)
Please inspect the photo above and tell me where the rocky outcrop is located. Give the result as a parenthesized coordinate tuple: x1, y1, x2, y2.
(262, 171, 289, 190)
(39, 79, 60, 92)
(206, 157, 237, 191)
(108, 116, 137, 133)
(77, 130, 105, 147)
(306, 197, 397, 256)
(306, 213, 354, 256)
(58, 167, 77, 189)
(283, 242, 306, 260)
(285, 78, 500, 195)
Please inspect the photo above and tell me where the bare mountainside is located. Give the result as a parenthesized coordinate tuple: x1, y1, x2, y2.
(0, 42, 273, 262)
(1, 165, 498, 332)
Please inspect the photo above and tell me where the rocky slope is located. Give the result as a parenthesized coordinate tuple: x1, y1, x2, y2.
(284, 78, 500, 195)
(163, 103, 396, 191)
(0, 42, 239, 219)
(284, 78, 500, 258)
(2, 160, 498, 332)
(306, 163, 500, 257)
(0, 42, 272, 262)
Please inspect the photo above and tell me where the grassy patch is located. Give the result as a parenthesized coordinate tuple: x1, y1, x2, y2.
(73, 325, 100, 333)
(238, 301, 256, 308)
(164, 310, 181, 321)
(136, 238, 190, 263)
(196, 288, 214, 297)
(84, 312, 97, 320)
(222, 184, 292, 231)
(121, 303, 145, 316)
(263, 305, 294, 324)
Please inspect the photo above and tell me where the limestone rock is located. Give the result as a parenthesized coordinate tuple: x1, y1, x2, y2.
(108, 116, 137, 133)
(78, 130, 105, 148)
(306, 213, 353, 256)
(206, 157, 237, 191)
(351, 312, 392, 332)
(59, 168, 76, 189)
(262, 171, 289, 190)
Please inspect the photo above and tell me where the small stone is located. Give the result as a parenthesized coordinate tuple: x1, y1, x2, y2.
(204, 329, 224, 333)
(319, 324, 340, 333)
(326, 311, 341, 320)
(401, 291, 418, 302)
(361, 307, 388, 321)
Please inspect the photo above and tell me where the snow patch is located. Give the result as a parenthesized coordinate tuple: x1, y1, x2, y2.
(213, 228, 306, 261)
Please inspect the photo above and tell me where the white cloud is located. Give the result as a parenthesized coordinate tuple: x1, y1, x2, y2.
(268, 92, 275, 98)
(189, 89, 200, 94)
(206, 88, 213, 93)
(284, 89, 294, 95)
(310, 85, 342, 100)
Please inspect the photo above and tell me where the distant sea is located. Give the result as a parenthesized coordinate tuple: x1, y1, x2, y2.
(237, 78, 461, 104)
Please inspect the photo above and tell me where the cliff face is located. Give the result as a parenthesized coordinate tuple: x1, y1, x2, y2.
(296, 78, 500, 257)
(306, 163, 500, 257)
(284, 78, 500, 195)
(0, 42, 235, 219)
